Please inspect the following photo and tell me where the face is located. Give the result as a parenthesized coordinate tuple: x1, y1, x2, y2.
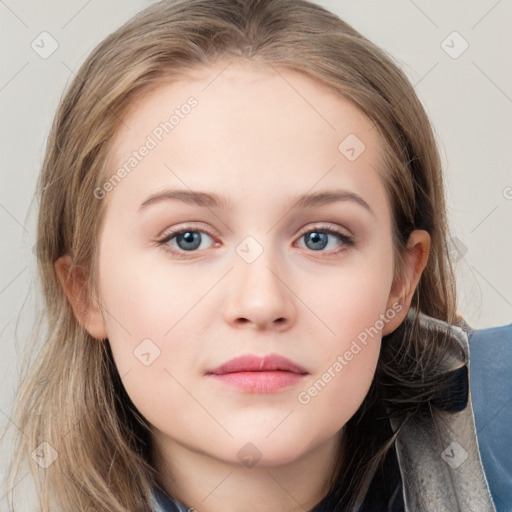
(92, 59, 400, 468)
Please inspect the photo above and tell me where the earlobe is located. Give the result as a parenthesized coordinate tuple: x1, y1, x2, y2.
(382, 230, 431, 335)
(54, 255, 108, 340)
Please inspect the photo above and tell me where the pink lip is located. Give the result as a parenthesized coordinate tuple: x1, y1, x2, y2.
(206, 354, 308, 393)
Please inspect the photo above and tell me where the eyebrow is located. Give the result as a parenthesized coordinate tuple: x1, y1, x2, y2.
(138, 189, 375, 216)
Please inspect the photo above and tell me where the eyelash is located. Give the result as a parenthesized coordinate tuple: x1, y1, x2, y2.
(156, 224, 355, 259)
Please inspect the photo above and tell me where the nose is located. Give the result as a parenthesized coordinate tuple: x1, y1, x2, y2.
(223, 245, 296, 331)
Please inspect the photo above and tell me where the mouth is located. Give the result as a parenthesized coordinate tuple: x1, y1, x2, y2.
(205, 353, 308, 393)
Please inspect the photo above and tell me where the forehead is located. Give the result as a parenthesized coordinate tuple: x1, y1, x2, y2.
(104, 60, 388, 213)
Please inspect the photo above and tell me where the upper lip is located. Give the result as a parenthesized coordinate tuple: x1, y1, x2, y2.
(206, 353, 308, 375)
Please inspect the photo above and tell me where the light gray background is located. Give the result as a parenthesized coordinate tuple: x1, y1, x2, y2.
(1, 0, 511, 507)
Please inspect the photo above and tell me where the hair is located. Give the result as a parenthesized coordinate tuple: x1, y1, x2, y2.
(3, 0, 462, 510)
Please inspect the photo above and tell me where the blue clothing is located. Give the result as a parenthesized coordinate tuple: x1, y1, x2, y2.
(151, 485, 190, 512)
(468, 323, 512, 512)
(149, 315, 509, 512)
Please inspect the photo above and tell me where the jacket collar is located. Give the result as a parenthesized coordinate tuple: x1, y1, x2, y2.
(390, 311, 496, 511)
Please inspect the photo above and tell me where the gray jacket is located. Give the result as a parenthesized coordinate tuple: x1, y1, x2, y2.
(150, 312, 497, 512)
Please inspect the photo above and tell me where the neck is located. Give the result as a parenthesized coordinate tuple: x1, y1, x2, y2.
(151, 431, 342, 512)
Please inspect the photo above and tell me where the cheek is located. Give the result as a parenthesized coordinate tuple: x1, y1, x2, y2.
(96, 256, 212, 419)
(308, 248, 395, 346)
(99, 249, 205, 347)
(287, 321, 383, 451)
(292, 251, 394, 428)
(292, 342, 379, 454)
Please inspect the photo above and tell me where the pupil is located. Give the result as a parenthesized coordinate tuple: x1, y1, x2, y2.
(178, 232, 201, 250)
(307, 231, 327, 250)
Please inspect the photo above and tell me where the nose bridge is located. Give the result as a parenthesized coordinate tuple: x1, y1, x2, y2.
(224, 233, 295, 328)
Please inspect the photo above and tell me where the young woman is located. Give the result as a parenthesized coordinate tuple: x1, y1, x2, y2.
(3, 0, 496, 510)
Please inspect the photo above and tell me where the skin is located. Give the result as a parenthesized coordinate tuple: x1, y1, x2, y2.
(55, 59, 430, 512)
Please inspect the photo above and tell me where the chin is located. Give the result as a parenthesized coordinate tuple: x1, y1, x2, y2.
(223, 433, 316, 468)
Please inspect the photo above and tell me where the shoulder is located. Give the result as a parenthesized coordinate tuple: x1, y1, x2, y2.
(468, 323, 512, 512)
(468, 322, 512, 372)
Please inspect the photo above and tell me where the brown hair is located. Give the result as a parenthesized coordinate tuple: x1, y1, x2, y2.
(4, 0, 459, 510)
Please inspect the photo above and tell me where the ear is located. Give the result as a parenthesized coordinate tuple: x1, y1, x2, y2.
(54, 254, 108, 340)
(382, 230, 431, 335)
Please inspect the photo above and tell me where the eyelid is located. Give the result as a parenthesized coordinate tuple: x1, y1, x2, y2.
(156, 223, 219, 248)
(157, 221, 216, 238)
(296, 223, 353, 239)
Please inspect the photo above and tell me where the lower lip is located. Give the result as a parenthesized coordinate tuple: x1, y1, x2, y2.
(209, 371, 306, 393)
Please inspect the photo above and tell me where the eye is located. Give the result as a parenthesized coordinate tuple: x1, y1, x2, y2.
(295, 225, 355, 254)
(156, 224, 355, 259)
(156, 227, 217, 257)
